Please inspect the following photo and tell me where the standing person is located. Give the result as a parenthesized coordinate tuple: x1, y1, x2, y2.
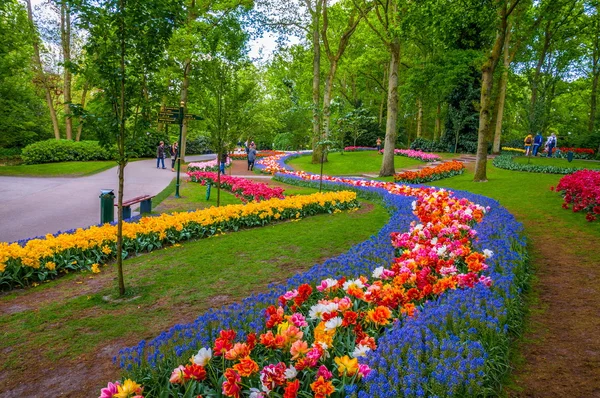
(546, 133, 557, 157)
(532, 132, 543, 156)
(219, 147, 228, 174)
(156, 141, 166, 169)
(247, 143, 257, 171)
(376, 137, 382, 153)
(170, 141, 178, 172)
(524, 134, 533, 156)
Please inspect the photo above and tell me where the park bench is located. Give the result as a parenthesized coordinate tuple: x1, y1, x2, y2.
(115, 194, 153, 219)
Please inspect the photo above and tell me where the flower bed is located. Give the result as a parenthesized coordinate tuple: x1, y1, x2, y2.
(501, 147, 526, 154)
(394, 160, 465, 184)
(555, 147, 596, 160)
(112, 152, 528, 398)
(492, 154, 587, 174)
(0, 192, 358, 290)
(187, 158, 232, 173)
(230, 151, 285, 160)
(554, 169, 600, 221)
(389, 149, 441, 162)
(188, 171, 285, 203)
(344, 146, 377, 152)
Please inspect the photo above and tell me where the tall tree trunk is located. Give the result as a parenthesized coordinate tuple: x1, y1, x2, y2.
(379, 41, 400, 177)
(25, 0, 61, 140)
(116, 0, 127, 296)
(76, 82, 88, 141)
(61, 0, 73, 140)
(434, 102, 441, 141)
(493, 29, 511, 153)
(589, 46, 599, 134)
(310, 0, 323, 163)
(322, 61, 337, 141)
(416, 98, 423, 138)
(474, 4, 509, 182)
(180, 60, 191, 162)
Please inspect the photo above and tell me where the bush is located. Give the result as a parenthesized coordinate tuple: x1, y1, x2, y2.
(21, 140, 115, 165)
(410, 137, 447, 152)
(185, 135, 211, 155)
(126, 130, 169, 158)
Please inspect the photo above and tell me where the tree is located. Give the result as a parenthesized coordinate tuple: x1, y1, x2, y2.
(80, 0, 183, 295)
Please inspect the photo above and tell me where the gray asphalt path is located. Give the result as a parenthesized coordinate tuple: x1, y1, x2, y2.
(0, 155, 215, 243)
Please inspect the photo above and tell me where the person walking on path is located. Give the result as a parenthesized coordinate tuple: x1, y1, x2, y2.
(219, 147, 228, 174)
(156, 141, 166, 169)
(170, 142, 178, 172)
(524, 134, 533, 156)
(546, 133, 557, 157)
(247, 143, 257, 171)
(533, 132, 543, 156)
(376, 137, 382, 153)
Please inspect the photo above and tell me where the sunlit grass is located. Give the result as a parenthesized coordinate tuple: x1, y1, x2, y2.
(0, 160, 118, 177)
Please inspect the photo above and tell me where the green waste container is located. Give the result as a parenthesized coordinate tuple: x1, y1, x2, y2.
(100, 189, 115, 224)
(567, 151, 574, 162)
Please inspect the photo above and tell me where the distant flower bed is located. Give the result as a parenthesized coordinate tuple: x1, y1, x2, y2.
(344, 146, 377, 152)
(390, 149, 441, 162)
(501, 147, 526, 154)
(394, 160, 465, 184)
(0, 192, 358, 290)
(114, 151, 528, 398)
(188, 171, 285, 203)
(493, 154, 587, 174)
(187, 158, 231, 172)
(555, 147, 596, 160)
(230, 151, 285, 160)
(554, 169, 600, 222)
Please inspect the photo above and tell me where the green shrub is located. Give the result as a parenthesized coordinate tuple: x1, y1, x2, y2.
(21, 140, 115, 164)
(185, 135, 211, 154)
(410, 137, 447, 152)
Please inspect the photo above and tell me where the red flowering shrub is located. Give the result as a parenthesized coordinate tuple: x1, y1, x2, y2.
(555, 169, 600, 222)
(188, 171, 285, 203)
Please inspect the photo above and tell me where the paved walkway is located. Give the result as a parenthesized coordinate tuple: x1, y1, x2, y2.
(0, 155, 214, 243)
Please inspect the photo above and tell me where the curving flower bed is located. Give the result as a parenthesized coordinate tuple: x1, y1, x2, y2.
(188, 171, 285, 203)
(387, 149, 441, 162)
(556, 147, 596, 160)
(112, 153, 528, 398)
(492, 154, 589, 174)
(230, 151, 285, 161)
(0, 192, 358, 290)
(554, 169, 600, 222)
(394, 160, 465, 184)
(188, 158, 232, 173)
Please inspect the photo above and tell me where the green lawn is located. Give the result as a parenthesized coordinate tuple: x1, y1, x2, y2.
(512, 156, 600, 169)
(0, 196, 389, 371)
(0, 160, 117, 177)
(287, 151, 424, 175)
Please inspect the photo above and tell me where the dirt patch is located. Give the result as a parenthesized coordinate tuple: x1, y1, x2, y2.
(506, 227, 600, 397)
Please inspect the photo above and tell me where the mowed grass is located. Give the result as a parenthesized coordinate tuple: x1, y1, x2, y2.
(287, 151, 424, 175)
(0, 197, 389, 369)
(512, 156, 600, 169)
(0, 160, 117, 176)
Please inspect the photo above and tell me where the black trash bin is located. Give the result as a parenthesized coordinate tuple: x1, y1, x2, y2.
(567, 151, 574, 163)
(99, 189, 115, 224)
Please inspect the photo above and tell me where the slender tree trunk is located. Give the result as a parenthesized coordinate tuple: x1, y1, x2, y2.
(180, 60, 191, 162)
(76, 82, 88, 141)
(434, 102, 441, 141)
(379, 41, 400, 177)
(116, 0, 127, 296)
(322, 61, 337, 141)
(493, 30, 511, 153)
(61, 1, 73, 140)
(474, 5, 508, 182)
(26, 0, 61, 140)
(416, 98, 423, 138)
(589, 49, 599, 134)
(310, 1, 322, 163)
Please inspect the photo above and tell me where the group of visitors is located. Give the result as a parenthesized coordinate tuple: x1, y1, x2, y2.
(524, 132, 557, 157)
(156, 141, 179, 171)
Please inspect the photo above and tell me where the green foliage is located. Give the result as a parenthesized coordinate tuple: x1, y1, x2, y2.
(20, 140, 115, 165)
(410, 137, 447, 153)
(185, 135, 212, 154)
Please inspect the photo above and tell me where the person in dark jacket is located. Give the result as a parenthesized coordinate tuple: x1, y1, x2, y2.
(156, 141, 166, 169)
(170, 141, 178, 171)
(532, 133, 543, 156)
(247, 144, 257, 171)
(219, 147, 228, 174)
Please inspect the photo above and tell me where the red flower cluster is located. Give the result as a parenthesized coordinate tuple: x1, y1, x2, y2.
(558, 147, 595, 155)
(188, 171, 285, 202)
(394, 161, 465, 183)
(555, 169, 600, 221)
